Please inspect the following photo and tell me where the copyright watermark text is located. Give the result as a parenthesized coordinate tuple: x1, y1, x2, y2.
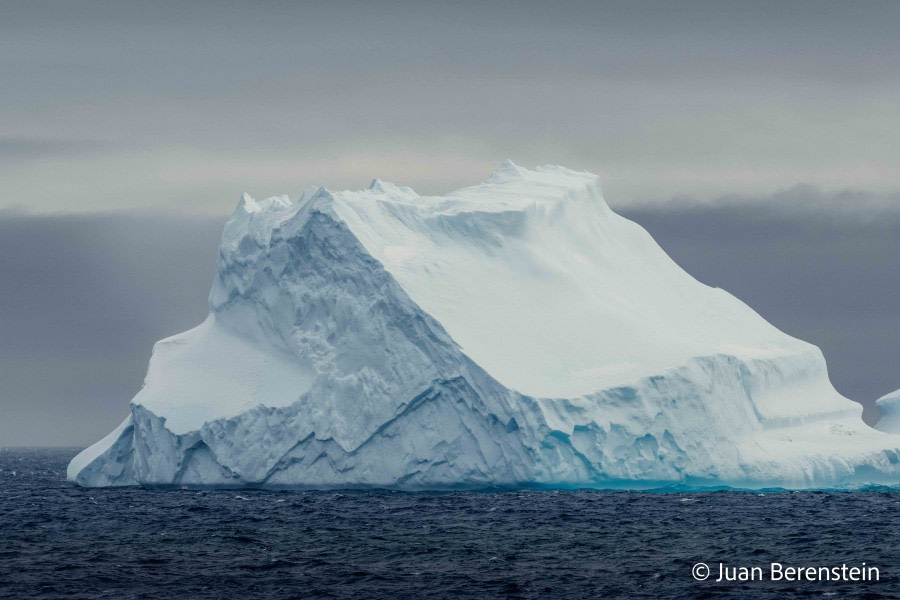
(692, 562, 880, 583)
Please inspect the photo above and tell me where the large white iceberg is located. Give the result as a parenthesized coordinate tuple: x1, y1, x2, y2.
(68, 162, 900, 489)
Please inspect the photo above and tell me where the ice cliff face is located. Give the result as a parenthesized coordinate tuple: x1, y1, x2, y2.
(68, 162, 900, 489)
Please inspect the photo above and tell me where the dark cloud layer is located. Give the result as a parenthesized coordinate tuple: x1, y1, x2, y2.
(0, 137, 100, 160)
(2, 191, 897, 445)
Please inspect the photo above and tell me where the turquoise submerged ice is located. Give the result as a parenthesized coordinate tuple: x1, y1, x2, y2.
(68, 162, 900, 489)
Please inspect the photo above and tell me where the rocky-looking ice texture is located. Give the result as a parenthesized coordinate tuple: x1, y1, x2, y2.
(68, 162, 900, 489)
(876, 391, 900, 434)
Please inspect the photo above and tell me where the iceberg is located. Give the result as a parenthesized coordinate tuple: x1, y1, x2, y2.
(68, 162, 900, 489)
(876, 390, 900, 434)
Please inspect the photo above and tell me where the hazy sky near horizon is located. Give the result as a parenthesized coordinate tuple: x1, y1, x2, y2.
(2, 1, 900, 445)
(3, 0, 900, 213)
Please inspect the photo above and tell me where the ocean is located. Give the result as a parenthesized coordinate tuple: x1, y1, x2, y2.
(1, 448, 898, 599)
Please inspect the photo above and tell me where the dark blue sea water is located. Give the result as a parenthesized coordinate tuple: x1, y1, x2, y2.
(1, 448, 898, 599)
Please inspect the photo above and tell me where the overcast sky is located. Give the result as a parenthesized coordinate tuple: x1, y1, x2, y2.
(4, 0, 900, 212)
(2, 1, 899, 445)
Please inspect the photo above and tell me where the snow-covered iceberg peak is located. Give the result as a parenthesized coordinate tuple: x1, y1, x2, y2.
(68, 162, 900, 489)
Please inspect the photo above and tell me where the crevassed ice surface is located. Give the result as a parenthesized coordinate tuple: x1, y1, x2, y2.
(68, 162, 900, 489)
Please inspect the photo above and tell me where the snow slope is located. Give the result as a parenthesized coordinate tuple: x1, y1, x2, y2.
(68, 162, 900, 489)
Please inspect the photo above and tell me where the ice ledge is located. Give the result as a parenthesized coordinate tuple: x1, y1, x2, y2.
(67, 415, 136, 487)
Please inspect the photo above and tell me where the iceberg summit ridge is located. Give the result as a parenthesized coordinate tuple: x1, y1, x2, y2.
(68, 161, 900, 489)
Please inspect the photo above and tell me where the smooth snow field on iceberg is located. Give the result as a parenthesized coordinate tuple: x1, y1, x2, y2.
(69, 162, 900, 490)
